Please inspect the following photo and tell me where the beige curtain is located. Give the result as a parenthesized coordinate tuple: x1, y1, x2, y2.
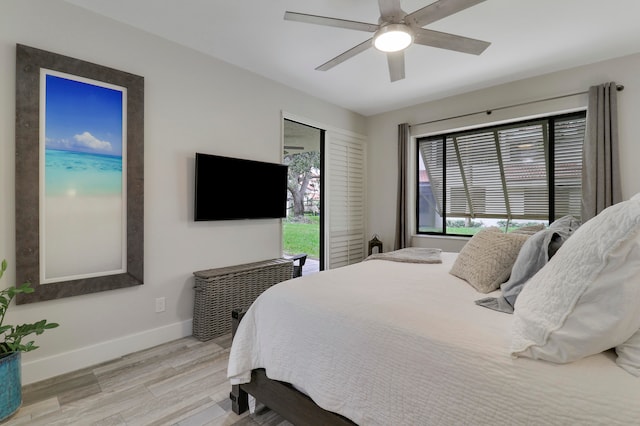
(395, 123, 409, 250)
(581, 82, 622, 222)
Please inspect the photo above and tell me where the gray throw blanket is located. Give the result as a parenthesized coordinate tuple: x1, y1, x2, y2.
(475, 216, 581, 314)
(365, 247, 442, 264)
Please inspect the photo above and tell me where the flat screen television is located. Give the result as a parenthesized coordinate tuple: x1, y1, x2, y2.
(194, 152, 288, 221)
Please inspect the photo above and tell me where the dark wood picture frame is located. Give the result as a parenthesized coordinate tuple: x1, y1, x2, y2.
(15, 44, 144, 304)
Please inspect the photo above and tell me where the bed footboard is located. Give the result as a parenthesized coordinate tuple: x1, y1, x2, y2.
(229, 308, 355, 425)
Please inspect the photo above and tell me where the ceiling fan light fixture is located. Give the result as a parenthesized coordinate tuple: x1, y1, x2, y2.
(373, 24, 413, 52)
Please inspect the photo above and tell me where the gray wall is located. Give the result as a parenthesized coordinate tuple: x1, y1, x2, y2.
(366, 52, 640, 252)
(0, 0, 366, 384)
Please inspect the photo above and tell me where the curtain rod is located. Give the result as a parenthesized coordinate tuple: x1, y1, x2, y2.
(410, 84, 624, 128)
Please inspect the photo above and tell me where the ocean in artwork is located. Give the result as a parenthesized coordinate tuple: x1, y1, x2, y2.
(45, 148, 122, 197)
(43, 148, 125, 281)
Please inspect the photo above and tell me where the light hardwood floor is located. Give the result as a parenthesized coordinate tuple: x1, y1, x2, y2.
(3, 334, 290, 426)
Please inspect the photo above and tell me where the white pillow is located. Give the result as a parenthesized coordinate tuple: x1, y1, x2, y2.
(510, 195, 640, 364)
(616, 329, 640, 377)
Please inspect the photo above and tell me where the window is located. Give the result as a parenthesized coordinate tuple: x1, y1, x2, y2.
(417, 111, 586, 236)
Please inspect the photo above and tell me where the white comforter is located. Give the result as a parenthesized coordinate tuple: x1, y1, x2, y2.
(228, 253, 640, 425)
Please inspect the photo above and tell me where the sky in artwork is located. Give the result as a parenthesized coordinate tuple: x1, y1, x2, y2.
(45, 73, 124, 157)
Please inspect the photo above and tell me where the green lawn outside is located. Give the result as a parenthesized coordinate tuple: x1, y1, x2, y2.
(447, 227, 479, 235)
(283, 215, 320, 258)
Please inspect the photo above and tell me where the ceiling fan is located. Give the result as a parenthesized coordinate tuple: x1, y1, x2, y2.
(284, 0, 491, 82)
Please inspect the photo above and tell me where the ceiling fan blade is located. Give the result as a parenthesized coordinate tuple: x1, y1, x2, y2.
(406, 0, 486, 28)
(378, 0, 403, 21)
(414, 28, 490, 55)
(387, 51, 405, 82)
(316, 38, 373, 71)
(284, 11, 378, 32)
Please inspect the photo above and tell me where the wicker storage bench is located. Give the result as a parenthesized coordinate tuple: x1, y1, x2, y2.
(193, 258, 293, 341)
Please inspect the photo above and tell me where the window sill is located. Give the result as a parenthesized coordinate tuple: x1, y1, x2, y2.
(413, 234, 469, 241)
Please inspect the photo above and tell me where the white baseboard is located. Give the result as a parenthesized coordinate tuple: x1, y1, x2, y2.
(21, 319, 193, 385)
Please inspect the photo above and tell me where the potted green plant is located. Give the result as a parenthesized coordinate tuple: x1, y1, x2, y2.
(0, 259, 59, 421)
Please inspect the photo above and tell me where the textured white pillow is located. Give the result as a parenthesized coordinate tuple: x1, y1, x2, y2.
(616, 329, 640, 377)
(511, 195, 640, 364)
(450, 228, 529, 293)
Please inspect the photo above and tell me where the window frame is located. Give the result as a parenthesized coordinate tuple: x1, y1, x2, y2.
(415, 110, 587, 237)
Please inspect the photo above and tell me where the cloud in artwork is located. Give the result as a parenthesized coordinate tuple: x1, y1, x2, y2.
(73, 131, 113, 152)
(45, 137, 72, 150)
(46, 131, 119, 156)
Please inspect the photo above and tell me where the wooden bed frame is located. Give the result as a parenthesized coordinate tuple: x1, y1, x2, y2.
(230, 309, 355, 425)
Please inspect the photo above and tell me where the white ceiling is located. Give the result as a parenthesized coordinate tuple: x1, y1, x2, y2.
(65, 0, 640, 117)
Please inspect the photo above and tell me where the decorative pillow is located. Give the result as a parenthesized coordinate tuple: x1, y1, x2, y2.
(501, 216, 580, 308)
(450, 228, 529, 293)
(511, 195, 640, 366)
(616, 329, 640, 377)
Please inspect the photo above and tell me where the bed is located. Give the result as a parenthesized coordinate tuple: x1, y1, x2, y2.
(227, 198, 640, 425)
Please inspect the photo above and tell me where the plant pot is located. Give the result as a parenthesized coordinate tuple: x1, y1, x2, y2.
(0, 351, 22, 422)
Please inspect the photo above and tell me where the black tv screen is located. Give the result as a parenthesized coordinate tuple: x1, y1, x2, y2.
(194, 152, 288, 221)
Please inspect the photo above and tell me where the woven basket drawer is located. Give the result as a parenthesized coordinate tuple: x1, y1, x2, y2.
(192, 258, 293, 341)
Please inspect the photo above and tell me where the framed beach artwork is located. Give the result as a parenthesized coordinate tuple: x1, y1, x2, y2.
(15, 45, 144, 304)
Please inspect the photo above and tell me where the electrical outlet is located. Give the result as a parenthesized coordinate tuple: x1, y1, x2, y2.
(155, 297, 166, 313)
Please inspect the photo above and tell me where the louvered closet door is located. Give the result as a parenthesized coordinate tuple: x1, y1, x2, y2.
(326, 131, 366, 269)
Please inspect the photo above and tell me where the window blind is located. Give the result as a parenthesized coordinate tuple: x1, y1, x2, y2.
(553, 117, 585, 219)
(418, 112, 586, 229)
